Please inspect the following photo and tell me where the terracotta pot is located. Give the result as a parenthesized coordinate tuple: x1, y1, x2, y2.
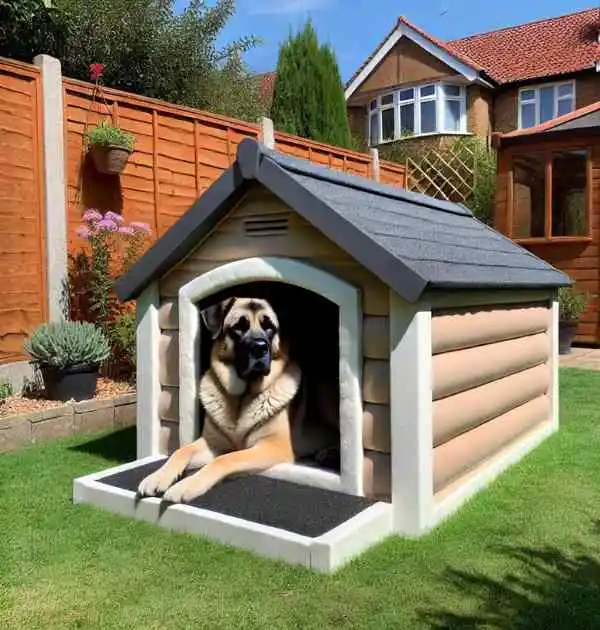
(558, 320, 578, 355)
(89, 144, 132, 175)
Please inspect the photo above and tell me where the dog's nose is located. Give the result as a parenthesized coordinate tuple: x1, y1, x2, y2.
(250, 338, 269, 358)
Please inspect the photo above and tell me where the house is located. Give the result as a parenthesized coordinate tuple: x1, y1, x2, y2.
(344, 8, 600, 149)
(75, 138, 568, 571)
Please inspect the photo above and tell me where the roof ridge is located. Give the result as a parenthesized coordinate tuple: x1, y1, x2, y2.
(449, 6, 600, 44)
(260, 143, 472, 219)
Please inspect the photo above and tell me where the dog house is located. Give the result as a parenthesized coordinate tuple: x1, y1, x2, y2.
(73, 138, 570, 572)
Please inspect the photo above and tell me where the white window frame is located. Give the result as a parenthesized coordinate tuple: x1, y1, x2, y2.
(366, 81, 468, 147)
(517, 80, 576, 130)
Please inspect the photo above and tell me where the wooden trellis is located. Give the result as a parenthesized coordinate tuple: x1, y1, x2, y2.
(406, 142, 476, 204)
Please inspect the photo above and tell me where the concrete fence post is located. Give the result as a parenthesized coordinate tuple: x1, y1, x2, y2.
(370, 148, 380, 182)
(33, 54, 68, 323)
(259, 117, 275, 150)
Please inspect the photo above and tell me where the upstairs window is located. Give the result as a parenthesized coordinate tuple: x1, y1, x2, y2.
(367, 82, 467, 147)
(518, 81, 575, 129)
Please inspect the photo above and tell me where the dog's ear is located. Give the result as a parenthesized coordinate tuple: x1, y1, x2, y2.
(201, 297, 236, 340)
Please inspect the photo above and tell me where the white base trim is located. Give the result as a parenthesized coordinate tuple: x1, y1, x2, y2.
(178, 256, 364, 497)
(431, 420, 556, 530)
(73, 459, 393, 573)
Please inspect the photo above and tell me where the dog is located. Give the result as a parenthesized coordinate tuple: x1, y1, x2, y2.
(137, 296, 338, 504)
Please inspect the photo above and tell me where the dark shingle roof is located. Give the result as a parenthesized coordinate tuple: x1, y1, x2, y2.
(115, 138, 571, 303)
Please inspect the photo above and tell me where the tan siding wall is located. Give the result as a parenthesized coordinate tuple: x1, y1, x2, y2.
(430, 302, 552, 494)
(155, 185, 391, 498)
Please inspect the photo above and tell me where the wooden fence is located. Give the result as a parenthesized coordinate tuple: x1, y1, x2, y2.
(64, 78, 406, 250)
(0, 59, 47, 365)
(0, 57, 405, 365)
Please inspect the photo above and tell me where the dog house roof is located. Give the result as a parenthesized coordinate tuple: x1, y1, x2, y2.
(115, 138, 571, 303)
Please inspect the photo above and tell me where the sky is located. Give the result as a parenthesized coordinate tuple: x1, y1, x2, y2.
(174, 1, 600, 82)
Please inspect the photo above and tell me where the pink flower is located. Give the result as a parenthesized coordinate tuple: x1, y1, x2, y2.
(104, 211, 124, 224)
(96, 218, 119, 232)
(76, 226, 91, 239)
(118, 225, 135, 235)
(89, 63, 105, 82)
(129, 221, 151, 235)
(82, 209, 102, 224)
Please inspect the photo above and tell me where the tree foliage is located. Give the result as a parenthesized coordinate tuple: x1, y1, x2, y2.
(1, 0, 266, 122)
(270, 20, 352, 149)
(0, 0, 69, 61)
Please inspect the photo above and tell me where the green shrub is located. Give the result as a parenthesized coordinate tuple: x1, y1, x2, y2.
(0, 380, 13, 404)
(558, 286, 589, 322)
(85, 120, 135, 152)
(111, 310, 136, 370)
(24, 321, 111, 371)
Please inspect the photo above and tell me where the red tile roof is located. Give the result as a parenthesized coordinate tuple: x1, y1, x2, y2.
(498, 99, 600, 138)
(448, 7, 600, 84)
(346, 7, 600, 94)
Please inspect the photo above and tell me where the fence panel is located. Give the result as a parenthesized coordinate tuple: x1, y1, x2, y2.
(64, 77, 405, 250)
(0, 59, 46, 364)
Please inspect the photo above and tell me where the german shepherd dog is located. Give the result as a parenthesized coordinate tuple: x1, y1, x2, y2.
(137, 296, 338, 504)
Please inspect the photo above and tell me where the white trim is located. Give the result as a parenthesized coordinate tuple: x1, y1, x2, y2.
(345, 22, 480, 101)
(136, 283, 161, 458)
(73, 460, 393, 573)
(517, 79, 576, 130)
(177, 256, 364, 496)
(550, 297, 560, 431)
(432, 421, 556, 527)
(389, 292, 433, 536)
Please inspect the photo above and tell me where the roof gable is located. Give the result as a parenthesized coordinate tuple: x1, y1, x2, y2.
(115, 138, 571, 304)
(344, 17, 485, 100)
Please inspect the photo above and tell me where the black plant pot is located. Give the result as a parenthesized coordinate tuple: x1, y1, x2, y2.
(41, 364, 100, 402)
(558, 320, 578, 355)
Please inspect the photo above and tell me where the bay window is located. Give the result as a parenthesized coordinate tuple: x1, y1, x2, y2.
(367, 82, 467, 146)
(518, 81, 575, 129)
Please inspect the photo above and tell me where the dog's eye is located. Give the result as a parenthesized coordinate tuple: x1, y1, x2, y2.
(261, 316, 277, 335)
(230, 316, 249, 337)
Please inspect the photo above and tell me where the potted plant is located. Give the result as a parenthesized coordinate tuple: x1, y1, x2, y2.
(85, 120, 135, 175)
(24, 321, 111, 402)
(558, 286, 588, 355)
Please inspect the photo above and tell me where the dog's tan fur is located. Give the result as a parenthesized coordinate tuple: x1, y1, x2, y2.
(137, 297, 310, 503)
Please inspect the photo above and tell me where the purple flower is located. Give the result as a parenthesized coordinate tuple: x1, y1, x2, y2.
(95, 218, 119, 232)
(129, 221, 151, 235)
(118, 225, 135, 235)
(76, 226, 91, 239)
(82, 209, 102, 224)
(104, 211, 124, 224)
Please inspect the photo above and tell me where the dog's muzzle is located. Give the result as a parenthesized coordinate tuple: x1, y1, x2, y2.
(237, 335, 272, 378)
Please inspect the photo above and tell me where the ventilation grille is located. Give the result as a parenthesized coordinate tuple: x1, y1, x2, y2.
(243, 214, 289, 237)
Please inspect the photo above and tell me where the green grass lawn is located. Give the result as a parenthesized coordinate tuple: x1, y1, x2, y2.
(2, 368, 600, 629)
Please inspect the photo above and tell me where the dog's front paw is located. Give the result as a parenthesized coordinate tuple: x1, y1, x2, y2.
(162, 475, 211, 504)
(137, 468, 179, 497)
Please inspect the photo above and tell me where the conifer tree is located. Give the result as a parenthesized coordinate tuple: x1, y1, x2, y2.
(271, 20, 352, 149)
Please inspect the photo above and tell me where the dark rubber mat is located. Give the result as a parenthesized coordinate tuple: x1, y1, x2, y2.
(98, 459, 375, 538)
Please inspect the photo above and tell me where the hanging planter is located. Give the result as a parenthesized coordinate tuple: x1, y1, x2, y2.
(85, 120, 136, 175)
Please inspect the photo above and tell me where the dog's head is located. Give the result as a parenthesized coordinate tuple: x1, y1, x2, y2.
(201, 297, 281, 380)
